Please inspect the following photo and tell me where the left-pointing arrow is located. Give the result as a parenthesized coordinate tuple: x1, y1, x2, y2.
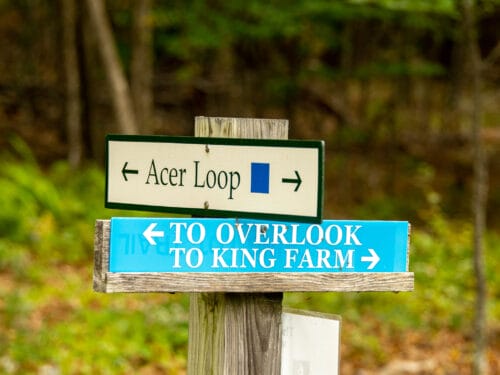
(122, 162, 139, 181)
(143, 223, 164, 246)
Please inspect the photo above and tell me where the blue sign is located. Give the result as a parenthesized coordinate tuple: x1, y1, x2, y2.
(109, 218, 409, 273)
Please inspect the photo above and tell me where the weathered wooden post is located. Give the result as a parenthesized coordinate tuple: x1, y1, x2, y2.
(188, 116, 288, 375)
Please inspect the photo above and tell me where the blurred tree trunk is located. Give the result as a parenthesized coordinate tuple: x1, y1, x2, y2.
(79, 0, 107, 164)
(462, 0, 489, 374)
(131, 0, 154, 134)
(61, 0, 82, 167)
(85, 0, 138, 135)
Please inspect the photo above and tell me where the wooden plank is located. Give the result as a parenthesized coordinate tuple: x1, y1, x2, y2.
(195, 116, 288, 139)
(99, 271, 414, 293)
(93, 219, 110, 292)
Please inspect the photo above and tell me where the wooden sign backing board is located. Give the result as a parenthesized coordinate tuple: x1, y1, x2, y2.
(93, 219, 414, 293)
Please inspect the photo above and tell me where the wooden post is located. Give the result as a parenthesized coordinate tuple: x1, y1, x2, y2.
(188, 116, 288, 375)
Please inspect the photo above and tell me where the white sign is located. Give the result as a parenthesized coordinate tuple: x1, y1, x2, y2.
(281, 309, 341, 375)
(106, 135, 324, 222)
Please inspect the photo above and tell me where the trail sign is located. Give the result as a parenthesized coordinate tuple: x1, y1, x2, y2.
(94, 117, 414, 375)
(93, 218, 413, 293)
(108, 218, 409, 273)
(105, 135, 324, 222)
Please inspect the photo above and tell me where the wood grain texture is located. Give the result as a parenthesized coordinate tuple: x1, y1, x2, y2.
(188, 294, 226, 374)
(93, 219, 110, 292)
(99, 270, 414, 293)
(195, 116, 288, 139)
(188, 293, 283, 375)
(222, 293, 283, 374)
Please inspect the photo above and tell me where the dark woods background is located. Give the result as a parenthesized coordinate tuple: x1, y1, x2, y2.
(0, 1, 499, 373)
(0, 0, 499, 223)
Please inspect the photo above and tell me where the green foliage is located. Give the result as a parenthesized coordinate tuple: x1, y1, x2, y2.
(0, 148, 101, 265)
(369, 0, 458, 15)
(0, 143, 190, 374)
(151, 0, 458, 104)
(3, 284, 189, 374)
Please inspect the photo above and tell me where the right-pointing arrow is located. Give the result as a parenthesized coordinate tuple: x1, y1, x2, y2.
(143, 223, 164, 246)
(361, 248, 380, 270)
(281, 170, 302, 192)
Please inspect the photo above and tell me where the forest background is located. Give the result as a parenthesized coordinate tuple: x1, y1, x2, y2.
(0, 0, 499, 374)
